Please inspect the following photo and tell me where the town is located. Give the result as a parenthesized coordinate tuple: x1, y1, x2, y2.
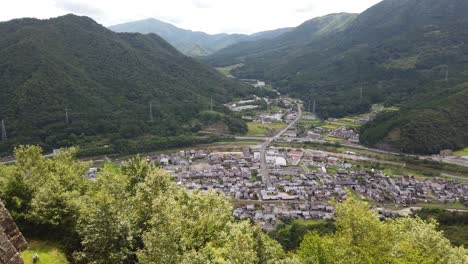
(82, 95, 468, 230)
(137, 145, 467, 230)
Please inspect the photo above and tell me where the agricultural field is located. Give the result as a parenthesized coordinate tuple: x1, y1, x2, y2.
(215, 64, 243, 78)
(453, 147, 468, 157)
(246, 122, 286, 137)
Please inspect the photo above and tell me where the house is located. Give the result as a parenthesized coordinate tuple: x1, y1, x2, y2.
(440, 149, 453, 157)
(307, 131, 321, 140)
(254, 81, 266, 88)
(283, 129, 297, 138)
(275, 157, 287, 167)
(327, 157, 339, 166)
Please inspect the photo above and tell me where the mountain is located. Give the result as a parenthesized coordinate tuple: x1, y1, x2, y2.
(204, 13, 358, 67)
(0, 14, 255, 154)
(206, 0, 468, 154)
(360, 82, 468, 154)
(109, 18, 292, 56)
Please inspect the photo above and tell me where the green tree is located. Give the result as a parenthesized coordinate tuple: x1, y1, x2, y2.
(297, 193, 468, 264)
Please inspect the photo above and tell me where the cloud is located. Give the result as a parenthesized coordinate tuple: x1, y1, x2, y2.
(54, 0, 103, 16)
(192, 0, 212, 9)
(296, 3, 316, 13)
(1, 0, 384, 34)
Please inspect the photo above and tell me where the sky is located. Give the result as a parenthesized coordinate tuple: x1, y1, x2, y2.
(0, 0, 382, 34)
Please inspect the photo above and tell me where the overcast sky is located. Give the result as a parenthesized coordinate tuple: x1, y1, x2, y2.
(0, 0, 382, 34)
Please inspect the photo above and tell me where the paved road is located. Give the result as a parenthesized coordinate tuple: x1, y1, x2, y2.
(260, 102, 302, 188)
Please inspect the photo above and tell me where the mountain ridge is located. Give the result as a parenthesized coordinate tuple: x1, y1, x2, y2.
(109, 18, 293, 56)
(0, 14, 254, 154)
(205, 0, 468, 154)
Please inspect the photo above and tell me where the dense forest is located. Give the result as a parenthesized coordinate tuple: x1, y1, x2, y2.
(0, 146, 466, 263)
(206, 0, 468, 154)
(0, 14, 260, 156)
(361, 83, 468, 154)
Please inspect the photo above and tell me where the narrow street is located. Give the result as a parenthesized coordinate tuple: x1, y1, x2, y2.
(260, 102, 302, 188)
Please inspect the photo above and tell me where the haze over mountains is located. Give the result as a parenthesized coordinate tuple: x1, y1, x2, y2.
(0, 14, 255, 154)
(109, 18, 292, 56)
(206, 0, 468, 154)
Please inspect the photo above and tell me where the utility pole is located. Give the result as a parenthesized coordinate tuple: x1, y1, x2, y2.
(65, 107, 69, 125)
(210, 97, 213, 112)
(149, 102, 154, 122)
(1, 119, 6, 141)
(312, 100, 316, 114)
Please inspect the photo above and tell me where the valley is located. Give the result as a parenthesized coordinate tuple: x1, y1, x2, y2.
(1, 0, 468, 262)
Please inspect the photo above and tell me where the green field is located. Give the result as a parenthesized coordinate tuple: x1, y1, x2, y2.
(325, 136, 345, 143)
(21, 240, 68, 264)
(215, 64, 242, 78)
(453, 147, 468, 157)
(246, 122, 286, 137)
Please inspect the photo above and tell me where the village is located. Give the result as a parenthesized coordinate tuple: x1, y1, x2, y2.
(82, 95, 468, 230)
(139, 144, 467, 230)
(49, 88, 460, 232)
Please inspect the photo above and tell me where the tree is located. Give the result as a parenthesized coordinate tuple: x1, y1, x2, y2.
(297, 193, 468, 264)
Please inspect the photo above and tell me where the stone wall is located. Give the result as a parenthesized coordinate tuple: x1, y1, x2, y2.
(0, 201, 27, 264)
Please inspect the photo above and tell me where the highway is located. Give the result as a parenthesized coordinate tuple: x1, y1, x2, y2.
(260, 102, 302, 188)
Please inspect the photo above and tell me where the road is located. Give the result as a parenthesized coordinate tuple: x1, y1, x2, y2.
(260, 102, 302, 188)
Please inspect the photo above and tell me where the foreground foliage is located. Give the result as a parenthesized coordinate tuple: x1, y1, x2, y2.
(0, 146, 466, 263)
(297, 197, 467, 264)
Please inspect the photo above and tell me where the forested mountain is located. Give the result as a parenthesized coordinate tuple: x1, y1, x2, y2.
(0, 14, 254, 154)
(109, 18, 292, 56)
(206, 0, 468, 154)
(204, 13, 358, 67)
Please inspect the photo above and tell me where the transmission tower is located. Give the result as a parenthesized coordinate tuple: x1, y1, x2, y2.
(445, 65, 449, 81)
(1, 119, 7, 141)
(65, 107, 69, 124)
(149, 102, 154, 122)
(360, 86, 363, 103)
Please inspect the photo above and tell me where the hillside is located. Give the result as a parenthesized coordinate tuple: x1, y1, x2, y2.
(206, 0, 468, 154)
(109, 18, 292, 56)
(205, 13, 357, 67)
(361, 82, 468, 154)
(0, 14, 254, 154)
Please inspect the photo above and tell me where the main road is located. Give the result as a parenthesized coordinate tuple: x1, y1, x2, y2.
(260, 102, 302, 188)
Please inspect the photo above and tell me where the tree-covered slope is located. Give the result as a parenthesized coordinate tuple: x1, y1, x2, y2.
(0, 14, 253, 153)
(206, 0, 468, 154)
(361, 82, 468, 154)
(204, 13, 357, 67)
(109, 18, 292, 56)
